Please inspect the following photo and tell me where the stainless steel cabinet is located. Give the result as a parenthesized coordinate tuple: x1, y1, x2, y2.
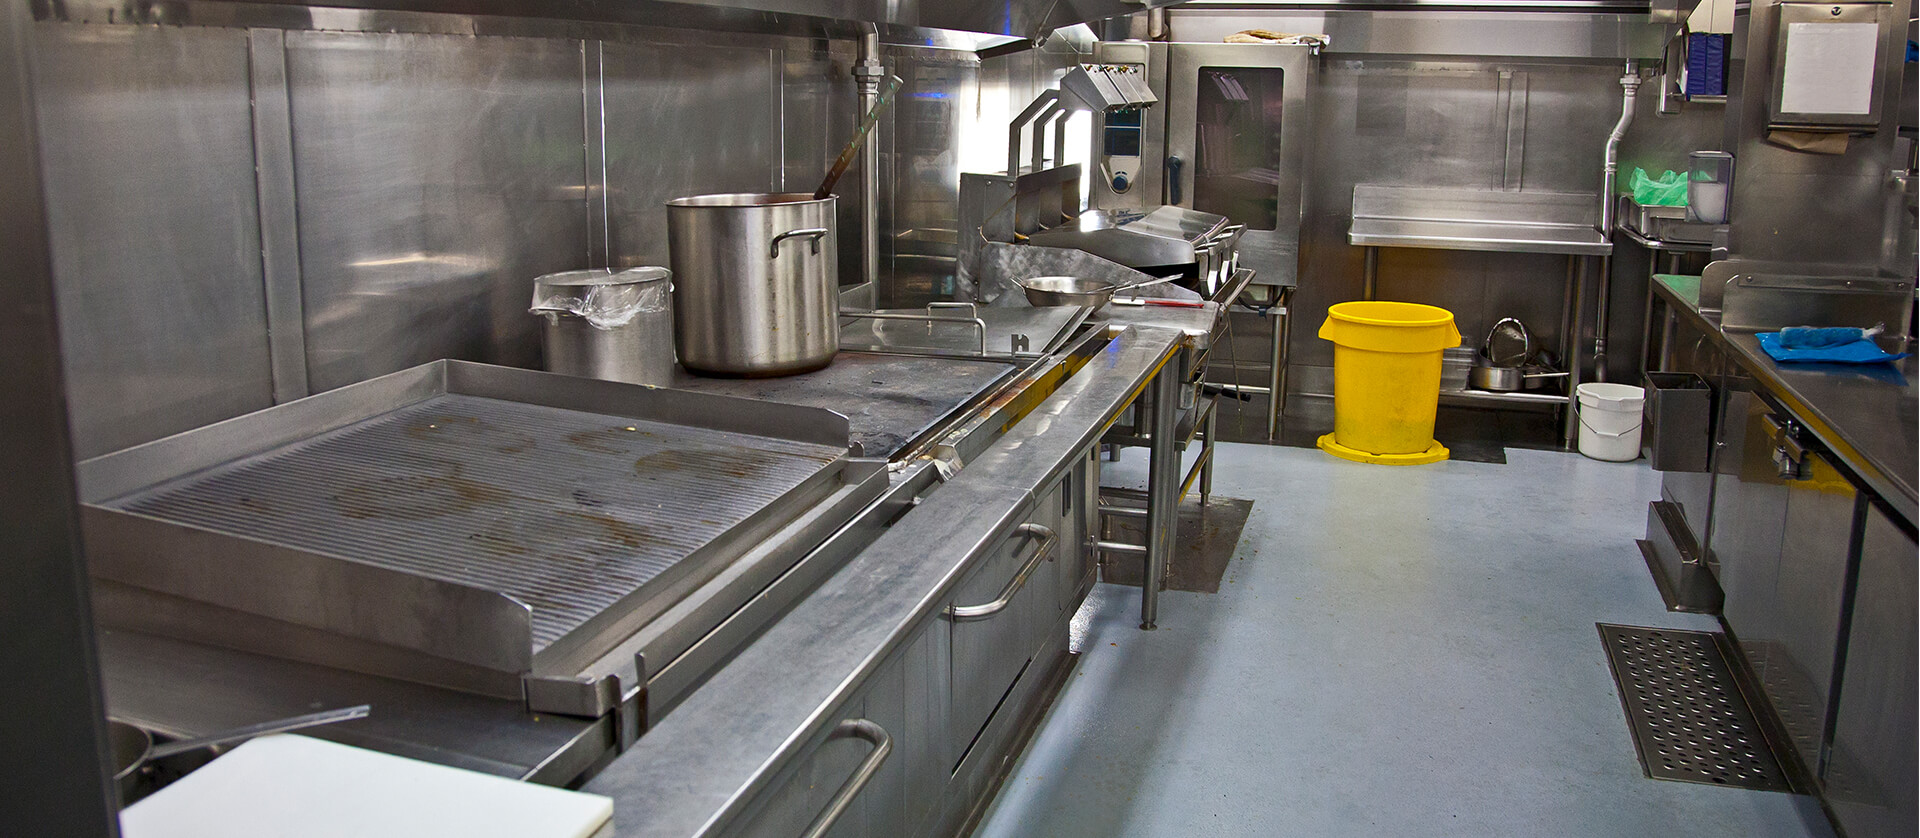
(1825, 504, 1917, 838)
(947, 469, 1080, 762)
(947, 512, 1053, 762)
(1714, 388, 1792, 681)
(1059, 449, 1100, 614)
(1715, 388, 1863, 780)
(729, 620, 940, 838)
(1767, 444, 1859, 776)
(728, 456, 1095, 838)
(729, 690, 888, 838)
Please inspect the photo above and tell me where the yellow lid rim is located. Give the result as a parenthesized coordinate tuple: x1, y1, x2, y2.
(1316, 433, 1451, 465)
(1325, 301, 1456, 329)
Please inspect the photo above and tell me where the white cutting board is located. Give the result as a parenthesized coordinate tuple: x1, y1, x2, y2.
(120, 734, 613, 838)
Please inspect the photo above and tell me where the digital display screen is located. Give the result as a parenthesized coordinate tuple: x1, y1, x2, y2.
(1104, 125, 1141, 158)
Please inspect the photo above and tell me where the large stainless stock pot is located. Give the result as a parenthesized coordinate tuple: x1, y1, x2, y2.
(666, 193, 839, 377)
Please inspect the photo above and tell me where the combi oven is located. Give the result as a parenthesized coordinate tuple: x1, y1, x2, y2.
(1087, 41, 1315, 288)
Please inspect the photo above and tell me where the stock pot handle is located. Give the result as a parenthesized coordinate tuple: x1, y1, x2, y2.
(770, 227, 830, 258)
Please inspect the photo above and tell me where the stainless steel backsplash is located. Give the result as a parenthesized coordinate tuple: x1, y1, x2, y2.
(31, 18, 981, 458)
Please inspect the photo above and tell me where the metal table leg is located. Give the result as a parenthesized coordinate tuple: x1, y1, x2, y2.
(1362, 246, 1378, 301)
(1563, 256, 1588, 447)
(1267, 285, 1293, 442)
(1141, 362, 1180, 630)
(1199, 395, 1216, 505)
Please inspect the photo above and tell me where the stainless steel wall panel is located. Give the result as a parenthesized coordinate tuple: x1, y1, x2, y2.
(286, 31, 590, 393)
(1513, 68, 1626, 194)
(602, 39, 778, 270)
(584, 40, 611, 268)
(248, 28, 312, 403)
(779, 48, 862, 292)
(881, 50, 977, 307)
(31, 24, 275, 459)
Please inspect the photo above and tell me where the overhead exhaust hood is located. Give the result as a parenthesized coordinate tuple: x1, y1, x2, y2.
(205, 0, 1195, 45)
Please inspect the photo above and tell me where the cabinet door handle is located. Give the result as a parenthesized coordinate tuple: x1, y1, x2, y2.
(946, 523, 1058, 623)
(798, 719, 893, 838)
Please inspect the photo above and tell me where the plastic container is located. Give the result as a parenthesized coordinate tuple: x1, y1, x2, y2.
(531, 267, 675, 387)
(1315, 301, 1462, 465)
(1576, 382, 1646, 462)
(1687, 151, 1733, 225)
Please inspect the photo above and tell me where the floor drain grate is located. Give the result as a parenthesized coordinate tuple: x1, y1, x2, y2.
(1597, 624, 1793, 792)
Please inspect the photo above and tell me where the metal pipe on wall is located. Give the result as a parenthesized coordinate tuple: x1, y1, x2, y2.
(856, 24, 883, 293)
(1598, 60, 1640, 237)
(1593, 61, 1638, 383)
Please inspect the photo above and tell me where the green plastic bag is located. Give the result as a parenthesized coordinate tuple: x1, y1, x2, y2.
(1628, 168, 1688, 206)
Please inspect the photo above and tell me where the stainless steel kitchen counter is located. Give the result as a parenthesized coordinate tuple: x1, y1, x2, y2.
(1096, 300, 1221, 348)
(1654, 274, 1917, 527)
(582, 324, 1186, 837)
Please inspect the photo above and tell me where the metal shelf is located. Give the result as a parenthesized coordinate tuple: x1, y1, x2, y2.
(1440, 387, 1570, 408)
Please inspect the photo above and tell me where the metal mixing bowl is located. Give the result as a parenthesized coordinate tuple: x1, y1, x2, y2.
(1019, 276, 1119, 309)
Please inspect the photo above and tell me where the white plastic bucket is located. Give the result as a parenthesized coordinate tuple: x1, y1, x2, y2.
(1576, 382, 1645, 462)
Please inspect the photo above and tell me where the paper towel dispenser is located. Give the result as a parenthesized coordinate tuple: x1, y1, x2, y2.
(1768, 1, 1898, 132)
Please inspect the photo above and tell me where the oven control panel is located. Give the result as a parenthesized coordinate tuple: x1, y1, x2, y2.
(1086, 63, 1152, 197)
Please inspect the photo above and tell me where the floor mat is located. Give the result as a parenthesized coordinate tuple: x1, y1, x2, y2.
(1098, 497, 1253, 594)
(1597, 624, 1795, 792)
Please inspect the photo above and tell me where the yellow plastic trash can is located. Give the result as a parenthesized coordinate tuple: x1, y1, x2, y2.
(1316, 301, 1461, 465)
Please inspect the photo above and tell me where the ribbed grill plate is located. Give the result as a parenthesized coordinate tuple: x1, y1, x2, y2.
(1597, 624, 1792, 792)
(105, 394, 844, 653)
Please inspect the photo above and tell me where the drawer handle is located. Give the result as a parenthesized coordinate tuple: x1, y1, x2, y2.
(798, 719, 894, 838)
(946, 523, 1058, 623)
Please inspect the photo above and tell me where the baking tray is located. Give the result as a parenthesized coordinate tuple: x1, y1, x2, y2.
(79, 361, 878, 707)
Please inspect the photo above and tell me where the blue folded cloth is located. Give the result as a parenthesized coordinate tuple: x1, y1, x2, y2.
(1757, 331, 1907, 364)
(1779, 326, 1869, 348)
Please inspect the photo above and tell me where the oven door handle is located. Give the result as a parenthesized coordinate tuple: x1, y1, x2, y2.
(1166, 155, 1184, 205)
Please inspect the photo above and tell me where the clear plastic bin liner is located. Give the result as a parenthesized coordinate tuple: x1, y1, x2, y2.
(530, 267, 670, 331)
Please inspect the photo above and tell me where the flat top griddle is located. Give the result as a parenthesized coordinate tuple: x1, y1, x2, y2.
(103, 393, 846, 654)
(81, 361, 866, 696)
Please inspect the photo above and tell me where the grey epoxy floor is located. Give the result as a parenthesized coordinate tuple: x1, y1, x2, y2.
(973, 443, 1835, 838)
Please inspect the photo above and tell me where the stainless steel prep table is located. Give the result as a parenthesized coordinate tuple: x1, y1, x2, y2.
(1651, 274, 1916, 526)
(1349, 186, 1614, 444)
(583, 324, 1187, 837)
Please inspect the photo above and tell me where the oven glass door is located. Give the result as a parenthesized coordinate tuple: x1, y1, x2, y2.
(1193, 66, 1287, 232)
